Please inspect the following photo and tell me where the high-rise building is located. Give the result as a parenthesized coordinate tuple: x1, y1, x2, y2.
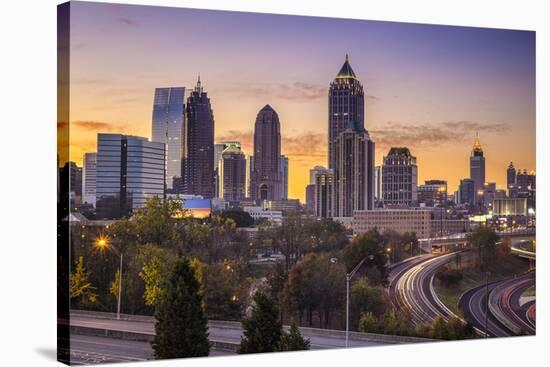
(309, 165, 327, 185)
(382, 147, 418, 207)
(250, 104, 282, 201)
(459, 178, 475, 207)
(507, 161, 516, 190)
(214, 141, 241, 198)
(218, 145, 246, 202)
(280, 155, 289, 200)
(315, 169, 334, 218)
(328, 54, 364, 170)
(418, 180, 447, 207)
(305, 184, 316, 212)
(246, 155, 254, 198)
(60, 161, 82, 201)
(182, 76, 215, 198)
(96, 134, 165, 219)
(82, 153, 97, 207)
(328, 55, 374, 218)
(333, 129, 375, 217)
(374, 166, 382, 204)
(470, 135, 486, 202)
(516, 169, 535, 194)
(151, 87, 186, 191)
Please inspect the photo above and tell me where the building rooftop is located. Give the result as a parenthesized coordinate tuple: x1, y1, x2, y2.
(335, 54, 357, 79)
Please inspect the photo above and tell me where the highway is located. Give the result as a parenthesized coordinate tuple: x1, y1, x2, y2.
(458, 272, 536, 337)
(388, 252, 461, 327)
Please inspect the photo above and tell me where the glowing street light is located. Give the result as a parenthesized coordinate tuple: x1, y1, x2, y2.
(94, 235, 124, 320)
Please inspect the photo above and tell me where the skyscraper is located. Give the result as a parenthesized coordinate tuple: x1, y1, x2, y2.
(507, 161, 516, 189)
(459, 178, 475, 207)
(328, 54, 365, 170)
(218, 145, 246, 202)
(382, 147, 418, 207)
(82, 152, 97, 207)
(333, 129, 375, 217)
(315, 169, 334, 218)
(182, 76, 215, 198)
(250, 104, 282, 201)
(279, 155, 289, 200)
(309, 165, 327, 185)
(96, 134, 165, 219)
(214, 141, 241, 198)
(470, 135, 486, 202)
(418, 180, 447, 207)
(328, 55, 374, 217)
(151, 87, 186, 191)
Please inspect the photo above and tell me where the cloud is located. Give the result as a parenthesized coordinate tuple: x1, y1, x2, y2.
(71, 120, 125, 132)
(222, 82, 326, 101)
(370, 120, 509, 150)
(216, 130, 326, 163)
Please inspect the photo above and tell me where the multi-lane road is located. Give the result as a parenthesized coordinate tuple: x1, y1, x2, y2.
(388, 252, 462, 327)
(459, 272, 535, 337)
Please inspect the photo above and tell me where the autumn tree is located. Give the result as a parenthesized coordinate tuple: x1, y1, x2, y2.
(70, 256, 97, 307)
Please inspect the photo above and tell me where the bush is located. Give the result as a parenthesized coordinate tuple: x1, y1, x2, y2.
(436, 268, 463, 287)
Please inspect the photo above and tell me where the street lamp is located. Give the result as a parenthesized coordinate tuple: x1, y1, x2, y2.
(95, 236, 124, 320)
(330, 254, 374, 348)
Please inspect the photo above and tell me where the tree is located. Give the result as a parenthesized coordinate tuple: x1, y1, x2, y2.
(358, 312, 380, 333)
(467, 226, 499, 271)
(152, 258, 210, 359)
(202, 262, 244, 321)
(238, 290, 282, 354)
(350, 277, 389, 329)
(279, 322, 310, 351)
(266, 261, 287, 303)
(70, 256, 97, 306)
(342, 229, 390, 286)
(109, 270, 120, 306)
(137, 244, 178, 307)
(220, 209, 254, 228)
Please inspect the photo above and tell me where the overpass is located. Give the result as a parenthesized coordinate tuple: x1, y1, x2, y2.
(418, 229, 535, 252)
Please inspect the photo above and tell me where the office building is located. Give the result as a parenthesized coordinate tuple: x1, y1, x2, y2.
(470, 135, 486, 202)
(182, 76, 215, 198)
(315, 169, 334, 218)
(459, 178, 475, 206)
(418, 180, 447, 207)
(218, 145, 246, 201)
(280, 155, 289, 200)
(382, 147, 418, 207)
(353, 209, 432, 239)
(82, 152, 97, 207)
(214, 141, 241, 197)
(492, 198, 528, 216)
(96, 134, 165, 219)
(151, 87, 186, 191)
(305, 184, 316, 212)
(250, 104, 282, 201)
(507, 161, 516, 190)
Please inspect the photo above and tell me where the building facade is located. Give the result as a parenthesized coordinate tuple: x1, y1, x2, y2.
(214, 141, 241, 198)
(418, 180, 447, 207)
(218, 145, 246, 202)
(96, 134, 165, 219)
(182, 77, 215, 198)
(250, 104, 282, 201)
(82, 152, 97, 207)
(315, 169, 334, 218)
(333, 129, 375, 217)
(353, 209, 432, 239)
(305, 184, 316, 212)
(459, 178, 475, 206)
(151, 87, 186, 191)
(382, 147, 418, 207)
(507, 161, 516, 190)
(328, 54, 364, 170)
(492, 197, 528, 216)
(280, 155, 289, 200)
(470, 135, 486, 203)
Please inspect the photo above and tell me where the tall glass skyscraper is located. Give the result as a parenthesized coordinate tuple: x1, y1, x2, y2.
(96, 134, 165, 219)
(182, 77, 215, 198)
(151, 87, 186, 192)
(82, 152, 97, 207)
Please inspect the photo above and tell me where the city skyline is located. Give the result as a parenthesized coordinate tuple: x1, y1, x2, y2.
(65, 2, 535, 202)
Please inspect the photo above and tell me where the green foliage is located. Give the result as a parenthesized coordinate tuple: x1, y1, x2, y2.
(342, 229, 390, 286)
(358, 310, 411, 335)
(358, 312, 380, 333)
(350, 277, 389, 329)
(415, 316, 477, 340)
(279, 322, 310, 351)
(436, 268, 463, 288)
(220, 209, 254, 228)
(152, 257, 210, 359)
(238, 290, 282, 354)
(282, 253, 346, 328)
(139, 258, 162, 306)
(109, 270, 120, 304)
(70, 256, 97, 304)
(466, 226, 500, 271)
(202, 261, 246, 321)
(266, 261, 287, 302)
